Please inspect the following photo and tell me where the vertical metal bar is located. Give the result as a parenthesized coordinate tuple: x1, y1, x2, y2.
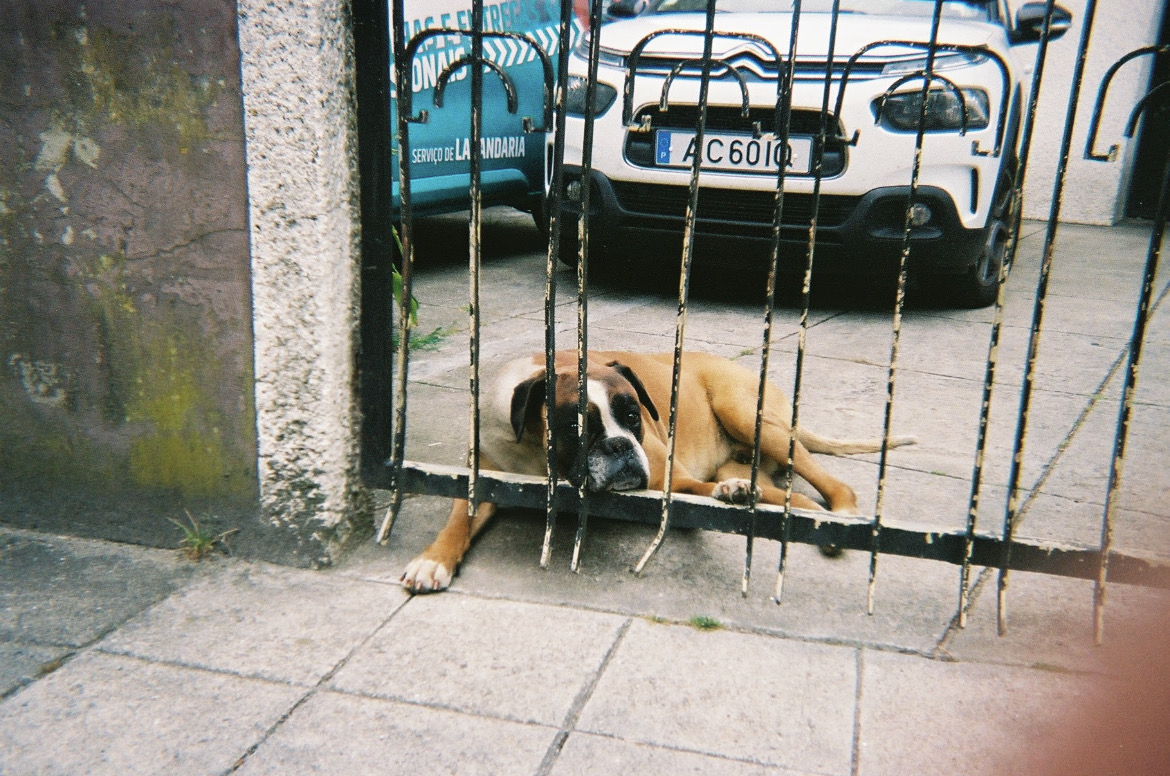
(774, 0, 841, 604)
(744, 2, 802, 598)
(866, 0, 945, 616)
(540, 0, 576, 569)
(633, 0, 719, 575)
(376, 0, 416, 544)
(467, 0, 486, 529)
(998, 0, 1100, 637)
(570, 0, 607, 573)
(1094, 154, 1170, 644)
(958, 0, 1061, 628)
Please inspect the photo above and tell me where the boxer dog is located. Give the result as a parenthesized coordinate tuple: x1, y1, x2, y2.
(400, 350, 914, 592)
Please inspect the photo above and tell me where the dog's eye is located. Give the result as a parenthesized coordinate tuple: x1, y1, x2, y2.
(626, 409, 640, 425)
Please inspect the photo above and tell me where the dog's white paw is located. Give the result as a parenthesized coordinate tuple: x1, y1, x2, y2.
(400, 557, 452, 593)
(713, 478, 762, 505)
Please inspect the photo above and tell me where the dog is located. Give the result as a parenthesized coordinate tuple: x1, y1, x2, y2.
(400, 350, 915, 592)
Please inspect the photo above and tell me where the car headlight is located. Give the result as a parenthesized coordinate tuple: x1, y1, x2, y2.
(873, 87, 990, 132)
(564, 75, 618, 117)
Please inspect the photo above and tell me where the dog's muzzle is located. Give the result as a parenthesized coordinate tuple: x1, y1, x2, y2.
(585, 435, 649, 492)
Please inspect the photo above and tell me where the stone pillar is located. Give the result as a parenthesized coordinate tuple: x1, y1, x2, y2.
(237, 0, 370, 565)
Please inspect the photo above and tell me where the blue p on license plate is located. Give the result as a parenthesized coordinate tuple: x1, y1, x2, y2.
(654, 130, 813, 175)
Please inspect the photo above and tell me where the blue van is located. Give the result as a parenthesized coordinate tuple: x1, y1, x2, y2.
(391, 0, 585, 221)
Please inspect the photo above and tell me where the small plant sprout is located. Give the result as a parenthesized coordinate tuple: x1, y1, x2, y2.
(168, 510, 238, 561)
(688, 615, 723, 631)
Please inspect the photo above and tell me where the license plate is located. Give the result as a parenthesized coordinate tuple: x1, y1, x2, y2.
(654, 130, 813, 175)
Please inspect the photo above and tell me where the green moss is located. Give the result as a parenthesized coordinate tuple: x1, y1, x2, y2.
(53, 20, 220, 154)
(80, 252, 251, 499)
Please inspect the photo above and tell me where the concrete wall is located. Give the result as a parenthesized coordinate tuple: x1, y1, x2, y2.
(1016, 0, 1163, 225)
(0, 0, 369, 566)
(0, 1, 264, 545)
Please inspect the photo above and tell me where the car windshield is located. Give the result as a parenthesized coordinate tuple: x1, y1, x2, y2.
(649, 0, 994, 20)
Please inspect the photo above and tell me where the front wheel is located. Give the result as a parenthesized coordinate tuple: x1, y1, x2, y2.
(931, 180, 1017, 309)
(555, 226, 621, 277)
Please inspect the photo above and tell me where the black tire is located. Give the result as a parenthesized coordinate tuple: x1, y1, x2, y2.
(556, 227, 621, 277)
(529, 196, 549, 240)
(933, 177, 1016, 309)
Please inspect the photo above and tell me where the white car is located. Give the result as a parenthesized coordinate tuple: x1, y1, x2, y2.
(550, 0, 1071, 307)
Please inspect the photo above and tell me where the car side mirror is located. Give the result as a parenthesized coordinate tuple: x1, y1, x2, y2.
(1012, 2, 1073, 44)
(607, 0, 647, 19)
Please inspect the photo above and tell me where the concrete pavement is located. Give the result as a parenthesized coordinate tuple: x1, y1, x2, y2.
(2, 215, 1169, 774)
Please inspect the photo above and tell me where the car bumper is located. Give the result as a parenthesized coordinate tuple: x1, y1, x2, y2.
(555, 167, 988, 276)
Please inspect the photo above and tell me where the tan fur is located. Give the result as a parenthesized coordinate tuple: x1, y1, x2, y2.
(400, 350, 914, 592)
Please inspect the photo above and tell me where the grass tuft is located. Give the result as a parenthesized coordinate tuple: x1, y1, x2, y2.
(688, 615, 723, 631)
(168, 510, 238, 561)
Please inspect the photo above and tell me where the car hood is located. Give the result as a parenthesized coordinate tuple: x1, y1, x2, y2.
(595, 12, 1000, 60)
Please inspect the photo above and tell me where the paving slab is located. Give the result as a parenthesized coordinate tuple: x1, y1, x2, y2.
(550, 732, 815, 776)
(0, 529, 197, 649)
(0, 641, 70, 699)
(0, 651, 302, 776)
(329, 594, 628, 725)
(350, 502, 962, 654)
(856, 648, 1092, 776)
(236, 690, 556, 776)
(100, 562, 401, 686)
(576, 618, 858, 774)
(940, 568, 1170, 676)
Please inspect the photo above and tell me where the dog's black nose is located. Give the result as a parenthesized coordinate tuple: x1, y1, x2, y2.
(597, 436, 634, 455)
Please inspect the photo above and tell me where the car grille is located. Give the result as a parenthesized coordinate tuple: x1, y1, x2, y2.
(610, 181, 859, 229)
(631, 105, 841, 135)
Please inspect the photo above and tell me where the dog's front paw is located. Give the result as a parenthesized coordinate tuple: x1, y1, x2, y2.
(400, 556, 453, 594)
(713, 478, 762, 505)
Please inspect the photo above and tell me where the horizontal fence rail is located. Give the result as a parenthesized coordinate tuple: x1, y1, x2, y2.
(370, 0, 1170, 641)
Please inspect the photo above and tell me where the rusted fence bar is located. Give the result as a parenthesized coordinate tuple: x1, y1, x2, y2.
(1084, 42, 1170, 644)
(997, 0, 1099, 637)
(395, 461, 1170, 589)
(632, 0, 721, 576)
(865, 0, 946, 616)
(744, 0, 802, 599)
(773, 0, 841, 605)
(958, 0, 1064, 630)
(539, 0, 578, 569)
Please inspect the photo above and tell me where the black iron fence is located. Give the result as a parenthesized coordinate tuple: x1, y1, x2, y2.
(365, 0, 1170, 643)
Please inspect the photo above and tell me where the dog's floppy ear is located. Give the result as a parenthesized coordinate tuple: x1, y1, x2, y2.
(509, 375, 547, 442)
(608, 361, 659, 421)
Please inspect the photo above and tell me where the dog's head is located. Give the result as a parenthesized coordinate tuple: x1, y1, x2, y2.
(509, 360, 659, 492)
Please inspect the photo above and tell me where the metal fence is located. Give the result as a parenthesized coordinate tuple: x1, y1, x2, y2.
(366, 0, 1170, 643)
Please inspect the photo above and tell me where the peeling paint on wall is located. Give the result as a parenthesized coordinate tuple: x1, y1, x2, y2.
(8, 354, 73, 408)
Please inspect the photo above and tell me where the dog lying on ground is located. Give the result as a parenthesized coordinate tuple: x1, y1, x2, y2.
(401, 350, 915, 592)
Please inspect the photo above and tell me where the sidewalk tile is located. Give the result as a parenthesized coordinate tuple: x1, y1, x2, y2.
(942, 569, 1170, 676)
(236, 690, 554, 776)
(576, 619, 857, 774)
(0, 641, 70, 698)
(0, 531, 192, 648)
(856, 649, 1090, 776)
(329, 595, 627, 726)
(0, 651, 301, 776)
(549, 732, 821, 775)
(99, 563, 398, 686)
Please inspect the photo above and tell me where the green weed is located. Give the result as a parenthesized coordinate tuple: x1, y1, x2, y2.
(168, 510, 238, 561)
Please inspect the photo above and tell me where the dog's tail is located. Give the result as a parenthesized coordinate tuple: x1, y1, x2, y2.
(797, 429, 917, 456)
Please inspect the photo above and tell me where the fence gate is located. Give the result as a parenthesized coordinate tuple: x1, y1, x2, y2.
(356, 0, 1170, 643)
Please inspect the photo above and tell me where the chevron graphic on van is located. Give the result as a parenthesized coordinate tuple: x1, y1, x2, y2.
(480, 22, 581, 69)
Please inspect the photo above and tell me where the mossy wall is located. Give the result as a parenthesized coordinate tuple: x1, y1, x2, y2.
(0, 1, 260, 549)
